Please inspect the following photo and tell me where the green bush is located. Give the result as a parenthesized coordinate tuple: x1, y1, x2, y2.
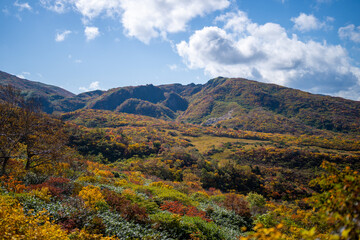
(150, 211, 191, 239)
(201, 203, 250, 234)
(100, 211, 170, 239)
(246, 192, 266, 214)
(254, 212, 277, 228)
(182, 215, 225, 240)
(139, 185, 195, 206)
(150, 211, 228, 240)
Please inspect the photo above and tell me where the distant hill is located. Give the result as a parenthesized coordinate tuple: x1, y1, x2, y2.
(83, 84, 194, 120)
(179, 77, 360, 135)
(0, 71, 74, 113)
(0, 71, 74, 98)
(1, 70, 360, 135)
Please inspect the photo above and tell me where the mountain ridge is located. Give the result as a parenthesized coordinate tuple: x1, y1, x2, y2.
(1, 70, 360, 135)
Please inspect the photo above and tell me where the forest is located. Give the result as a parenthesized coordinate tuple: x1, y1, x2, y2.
(0, 82, 359, 240)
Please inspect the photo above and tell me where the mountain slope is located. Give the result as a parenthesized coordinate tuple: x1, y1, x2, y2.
(2, 70, 360, 135)
(0, 71, 74, 98)
(178, 77, 360, 134)
(0, 71, 75, 113)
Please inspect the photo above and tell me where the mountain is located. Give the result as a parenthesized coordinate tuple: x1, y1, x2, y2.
(2, 70, 360, 135)
(0, 71, 74, 98)
(115, 98, 176, 119)
(0, 70, 75, 113)
(178, 77, 360, 135)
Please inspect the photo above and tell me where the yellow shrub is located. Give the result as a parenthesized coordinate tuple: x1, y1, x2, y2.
(121, 188, 136, 197)
(69, 229, 118, 240)
(149, 182, 174, 189)
(125, 171, 145, 184)
(53, 162, 70, 176)
(30, 187, 52, 203)
(0, 194, 68, 239)
(114, 179, 128, 186)
(94, 169, 114, 178)
(78, 185, 106, 210)
(77, 175, 99, 183)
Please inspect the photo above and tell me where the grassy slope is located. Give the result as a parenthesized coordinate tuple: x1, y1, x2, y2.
(179, 77, 360, 135)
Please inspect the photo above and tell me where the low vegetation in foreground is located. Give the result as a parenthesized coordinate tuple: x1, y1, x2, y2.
(1, 85, 360, 239)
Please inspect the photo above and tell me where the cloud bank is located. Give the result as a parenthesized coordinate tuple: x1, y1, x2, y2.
(177, 11, 360, 100)
(41, 0, 230, 43)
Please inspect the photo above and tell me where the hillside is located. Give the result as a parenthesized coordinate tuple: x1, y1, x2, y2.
(179, 77, 360, 135)
(0, 71, 74, 98)
(75, 77, 360, 135)
(1, 83, 360, 239)
(2, 70, 360, 136)
(60, 77, 360, 136)
(0, 71, 75, 113)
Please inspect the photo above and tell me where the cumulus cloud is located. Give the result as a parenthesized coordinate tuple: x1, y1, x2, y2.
(79, 81, 101, 92)
(120, 0, 230, 43)
(55, 30, 71, 42)
(84, 26, 100, 41)
(338, 24, 360, 43)
(41, 0, 230, 43)
(14, 1, 32, 11)
(177, 10, 360, 100)
(40, 0, 68, 13)
(291, 13, 326, 32)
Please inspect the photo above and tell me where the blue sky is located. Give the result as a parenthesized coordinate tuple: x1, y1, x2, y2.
(0, 0, 360, 100)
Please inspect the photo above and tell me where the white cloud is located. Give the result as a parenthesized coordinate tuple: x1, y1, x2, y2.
(339, 24, 360, 43)
(55, 30, 72, 42)
(14, 1, 32, 11)
(168, 64, 178, 71)
(73, 0, 122, 20)
(291, 13, 325, 32)
(177, 10, 360, 100)
(16, 71, 31, 79)
(74, 59, 82, 63)
(79, 81, 101, 92)
(84, 26, 100, 41)
(40, 0, 69, 13)
(41, 0, 230, 43)
(119, 0, 230, 43)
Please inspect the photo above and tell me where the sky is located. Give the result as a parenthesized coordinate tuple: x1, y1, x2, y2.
(0, 0, 360, 100)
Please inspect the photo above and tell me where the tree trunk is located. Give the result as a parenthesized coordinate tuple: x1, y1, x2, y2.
(1, 156, 10, 176)
(25, 150, 34, 170)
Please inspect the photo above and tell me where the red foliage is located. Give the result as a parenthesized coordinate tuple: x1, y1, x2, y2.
(103, 189, 148, 223)
(28, 177, 72, 199)
(0, 175, 26, 193)
(59, 219, 77, 232)
(160, 201, 211, 222)
(223, 193, 251, 218)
